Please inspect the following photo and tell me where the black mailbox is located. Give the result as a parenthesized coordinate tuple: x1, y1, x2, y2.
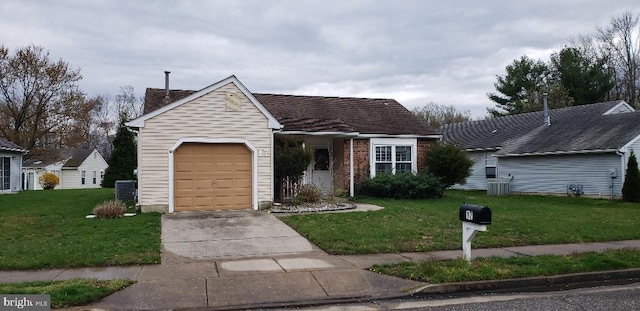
(459, 204, 491, 225)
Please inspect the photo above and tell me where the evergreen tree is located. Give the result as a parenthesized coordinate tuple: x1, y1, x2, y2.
(550, 47, 614, 105)
(102, 115, 137, 188)
(622, 151, 640, 202)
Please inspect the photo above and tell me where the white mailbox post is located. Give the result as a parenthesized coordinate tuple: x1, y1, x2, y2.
(459, 204, 492, 263)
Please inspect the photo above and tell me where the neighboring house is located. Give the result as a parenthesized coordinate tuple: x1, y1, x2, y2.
(22, 149, 109, 190)
(440, 100, 640, 198)
(0, 138, 28, 193)
(126, 75, 440, 213)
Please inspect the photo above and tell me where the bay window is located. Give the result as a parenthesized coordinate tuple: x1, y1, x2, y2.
(370, 138, 417, 177)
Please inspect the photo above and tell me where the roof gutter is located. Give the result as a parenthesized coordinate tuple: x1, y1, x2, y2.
(356, 134, 442, 139)
(277, 131, 360, 137)
(463, 147, 501, 152)
(495, 148, 620, 157)
(0, 147, 28, 154)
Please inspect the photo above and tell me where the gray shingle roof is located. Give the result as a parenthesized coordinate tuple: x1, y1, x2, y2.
(23, 149, 95, 168)
(143, 88, 437, 136)
(440, 100, 640, 155)
(0, 138, 26, 153)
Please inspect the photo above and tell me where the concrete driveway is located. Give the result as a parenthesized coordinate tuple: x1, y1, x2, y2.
(162, 210, 319, 260)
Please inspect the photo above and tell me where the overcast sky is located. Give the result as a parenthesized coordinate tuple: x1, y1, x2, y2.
(2, 1, 639, 118)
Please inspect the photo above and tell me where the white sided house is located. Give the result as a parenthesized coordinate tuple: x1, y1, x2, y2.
(440, 101, 640, 198)
(0, 138, 28, 194)
(127, 74, 440, 213)
(22, 149, 108, 190)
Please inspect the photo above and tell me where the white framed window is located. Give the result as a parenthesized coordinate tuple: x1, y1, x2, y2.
(92, 171, 97, 184)
(485, 153, 497, 178)
(81, 170, 86, 185)
(1, 157, 10, 191)
(370, 138, 417, 177)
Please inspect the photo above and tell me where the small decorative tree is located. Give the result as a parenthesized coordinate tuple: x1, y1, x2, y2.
(274, 136, 312, 201)
(424, 143, 474, 196)
(622, 150, 640, 202)
(38, 172, 60, 190)
(102, 114, 137, 188)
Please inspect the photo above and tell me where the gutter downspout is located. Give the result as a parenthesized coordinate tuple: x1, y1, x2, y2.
(128, 127, 141, 209)
(618, 150, 625, 199)
(350, 138, 354, 197)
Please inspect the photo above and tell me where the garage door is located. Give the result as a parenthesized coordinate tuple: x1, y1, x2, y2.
(174, 143, 252, 211)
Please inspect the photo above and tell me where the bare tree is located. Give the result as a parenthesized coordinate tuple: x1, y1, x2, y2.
(412, 102, 472, 129)
(114, 85, 143, 121)
(88, 86, 143, 159)
(0, 45, 88, 153)
(574, 12, 640, 107)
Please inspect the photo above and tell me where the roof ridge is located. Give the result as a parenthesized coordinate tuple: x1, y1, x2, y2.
(444, 100, 624, 128)
(253, 92, 397, 101)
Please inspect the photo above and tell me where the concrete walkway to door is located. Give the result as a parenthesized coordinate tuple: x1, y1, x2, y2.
(88, 210, 422, 310)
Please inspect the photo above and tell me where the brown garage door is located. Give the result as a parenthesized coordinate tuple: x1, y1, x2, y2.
(174, 143, 252, 211)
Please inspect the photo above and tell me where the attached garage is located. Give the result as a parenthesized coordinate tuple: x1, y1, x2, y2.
(126, 76, 282, 213)
(174, 142, 252, 211)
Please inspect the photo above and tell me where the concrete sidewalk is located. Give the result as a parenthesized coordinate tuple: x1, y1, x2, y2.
(1, 240, 639, 310)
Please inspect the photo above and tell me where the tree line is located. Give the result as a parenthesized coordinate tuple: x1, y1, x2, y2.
(0, 44, 142, 161)
(411, 11, 640, 126)
(489, 11, 640, 116)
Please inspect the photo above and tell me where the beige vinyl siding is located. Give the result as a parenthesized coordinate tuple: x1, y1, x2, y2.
(138, 82, 273, 209)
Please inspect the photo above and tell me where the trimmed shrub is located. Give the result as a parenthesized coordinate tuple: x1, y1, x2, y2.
(93, 200, 126, 219)
(38, 172, 60, 190)
(424, 143, 473, 194)
(358, 173, 442, 199)
(622, 151, 640, 202)
(292, 184, 322, 205)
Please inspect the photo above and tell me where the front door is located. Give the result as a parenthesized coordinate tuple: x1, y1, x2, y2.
(311, 148, 332, 195)
(27, 172, 35, 190)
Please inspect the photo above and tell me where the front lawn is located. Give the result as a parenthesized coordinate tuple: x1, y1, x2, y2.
(282, 190, 640, 254)
(371, 249, 640, 283)
(0, 278, 135, 309)
(0, 189, 161, 270)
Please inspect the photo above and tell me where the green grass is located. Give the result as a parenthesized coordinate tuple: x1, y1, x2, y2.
(371, 249, 640, 283)
(282, 190, 640, 254)
(0, 189, 161, 270)
(0, 278, 135, 309)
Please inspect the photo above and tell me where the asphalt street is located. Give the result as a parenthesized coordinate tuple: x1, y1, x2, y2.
(272, 282, 640, 311)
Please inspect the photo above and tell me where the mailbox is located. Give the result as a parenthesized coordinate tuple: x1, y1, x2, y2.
(459, 203, 491, 225)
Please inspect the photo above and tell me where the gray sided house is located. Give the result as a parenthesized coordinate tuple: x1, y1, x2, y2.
(127, 75, 440, 213)
(0, 138, 28, 193)
(440, 101, 640, 198)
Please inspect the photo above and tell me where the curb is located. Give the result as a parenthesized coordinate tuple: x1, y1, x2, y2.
(183, 269, 640, 311)
(410, 268, 640, 296)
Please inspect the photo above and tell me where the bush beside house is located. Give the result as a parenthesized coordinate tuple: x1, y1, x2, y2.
(38, 172, 59, 190)
(424, 144, 473, 196)
(622, 151, 640, 202)
(358, 173, 442, 199)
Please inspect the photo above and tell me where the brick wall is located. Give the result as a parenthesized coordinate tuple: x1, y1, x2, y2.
(342, 139, 370, 189)
(417, 139, 436, 173)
